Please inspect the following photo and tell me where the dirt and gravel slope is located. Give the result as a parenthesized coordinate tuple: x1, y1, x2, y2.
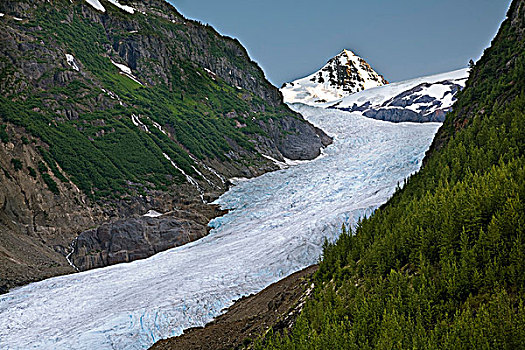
(151, 265, 318, 350)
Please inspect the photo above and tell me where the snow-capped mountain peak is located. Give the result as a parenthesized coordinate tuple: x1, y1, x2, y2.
(281, 49, 388, 105)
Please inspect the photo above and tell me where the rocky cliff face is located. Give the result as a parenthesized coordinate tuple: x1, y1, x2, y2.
(0, 0, 331, 291)
(0, 124, 100, 292)
(71, 204, 227, 271)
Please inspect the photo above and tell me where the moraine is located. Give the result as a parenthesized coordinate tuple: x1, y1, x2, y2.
(0, 72, 458, 349)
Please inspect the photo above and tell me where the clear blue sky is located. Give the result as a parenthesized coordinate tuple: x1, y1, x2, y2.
(167, 0, 511, 86)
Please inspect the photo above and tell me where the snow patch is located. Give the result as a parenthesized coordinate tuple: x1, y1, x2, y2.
(85, 0, 105, 12)
(111, 60, 132, 75)
(107, 0, 135, 14)
(162, 153, 203, 201)
(206, 165, 225, 184)
(131, 114, 149, 133)
(101, 88, 123, 106)
(192, 165, 214, 187)
(111, 60, 143, 86)
(143, 210, 163, 218)
(85, 0, 135, 14)
(149, 119, 167, 136)
(188, 154, 225, 186)
(65, 54, 79, 71)
(204, 68, 216, 81)
(124, 73, 143, 86)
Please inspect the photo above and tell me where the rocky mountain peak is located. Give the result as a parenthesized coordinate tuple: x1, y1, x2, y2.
(280, 49, 388, 105)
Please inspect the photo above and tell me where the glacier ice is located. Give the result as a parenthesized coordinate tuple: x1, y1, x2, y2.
(0, 103, 442, 349)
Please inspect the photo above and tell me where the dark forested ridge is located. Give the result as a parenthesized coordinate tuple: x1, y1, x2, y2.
(257, 0, 525, 348)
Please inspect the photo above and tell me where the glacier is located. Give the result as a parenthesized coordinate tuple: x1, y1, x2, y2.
(0, 88, 444, 349)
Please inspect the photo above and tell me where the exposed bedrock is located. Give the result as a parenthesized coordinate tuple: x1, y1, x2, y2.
(70, 205, 227, 271)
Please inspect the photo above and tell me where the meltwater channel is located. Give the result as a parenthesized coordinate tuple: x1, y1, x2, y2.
(0, 104, 441, 349)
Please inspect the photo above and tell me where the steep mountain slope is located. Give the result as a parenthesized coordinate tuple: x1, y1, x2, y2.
(0, 0, 330, 292)
(280, 49, 388, 105)
(257, 0, 525, 348)
(428, 0, 525, 156)
(329, 69, 469, 122)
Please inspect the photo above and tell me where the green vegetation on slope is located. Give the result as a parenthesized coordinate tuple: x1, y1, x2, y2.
(0, 125, 8, 143)
(0, 0, 292, 199)
(257, 1, 525, 349)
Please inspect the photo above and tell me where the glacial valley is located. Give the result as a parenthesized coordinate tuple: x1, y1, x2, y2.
(0, 80, 446, 348)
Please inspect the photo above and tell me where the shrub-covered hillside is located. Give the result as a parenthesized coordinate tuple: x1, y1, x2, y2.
(0, 0, 328, 200)
(0, 0, 330, 291)
(258, 0, 525, 348)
